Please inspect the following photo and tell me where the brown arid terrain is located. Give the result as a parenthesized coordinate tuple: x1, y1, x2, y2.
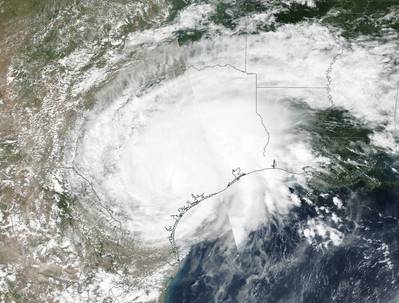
(1, 0, 399, 302)
(0, 1, 172, 301)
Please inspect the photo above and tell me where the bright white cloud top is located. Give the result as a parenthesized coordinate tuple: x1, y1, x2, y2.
(67, 23, 398, 259)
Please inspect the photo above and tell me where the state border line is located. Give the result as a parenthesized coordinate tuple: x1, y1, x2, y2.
(166, 31, 340, 264)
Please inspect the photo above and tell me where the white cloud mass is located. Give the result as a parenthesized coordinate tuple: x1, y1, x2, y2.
(69, 23, 398, 256)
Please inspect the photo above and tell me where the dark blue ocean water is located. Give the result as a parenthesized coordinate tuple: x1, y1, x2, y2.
(165, 154, 399, 303)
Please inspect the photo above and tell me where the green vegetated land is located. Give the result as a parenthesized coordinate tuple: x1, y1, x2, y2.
(56, 192, 75, 227)
(169, 0, 399, 45)
(301, 107, 399, 192)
